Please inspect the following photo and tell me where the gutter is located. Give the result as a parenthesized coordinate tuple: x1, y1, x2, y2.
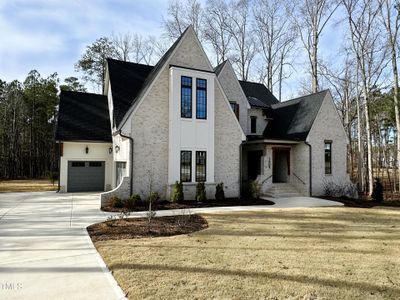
(113, 130, 133, 196)
(239, 143, 243, 199)
(305, 141, 312, 196)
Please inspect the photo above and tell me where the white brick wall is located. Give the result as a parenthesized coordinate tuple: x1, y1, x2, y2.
(307, 92, 350, 196)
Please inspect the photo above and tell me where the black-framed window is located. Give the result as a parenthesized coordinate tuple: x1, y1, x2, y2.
(180, 151, 192, 182)
(89, 162, 102, 167)
(71, 162, 85, 167)
(325, 141, 332, 175)
(196, 151, 206, 182)
(181, 76, 192, 118)
(196, 78, 207, 119)
(230, 102, 239, 119)
(251, 116, 257, 133)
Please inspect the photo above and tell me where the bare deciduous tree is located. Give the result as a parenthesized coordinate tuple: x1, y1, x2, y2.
(254, 0, 296, 100)
(203, 0, 233, 64)
(379, 0, 400, 191)
(291, 0, 339, 93)
(163, 0, 203, 41)
(343, 0, 389, 194)
(225, 0, 256, 80)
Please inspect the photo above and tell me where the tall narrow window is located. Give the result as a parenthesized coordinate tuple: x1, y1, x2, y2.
(230, 102, 240, 119)
(251, 116, 257, 133)
(196, 151, 206, 182)
(325, 141, 332, 175)
(180, 151, 192, 182)
(181, 76, 192, 118)
(196, 78, 207, 119)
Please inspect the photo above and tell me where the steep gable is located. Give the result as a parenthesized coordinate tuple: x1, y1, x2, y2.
(263, 90, 327, 140)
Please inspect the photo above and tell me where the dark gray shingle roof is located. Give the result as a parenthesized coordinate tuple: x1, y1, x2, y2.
(56, 91, 111, 142)
(107, 59, 154, 127)
(263, 90, 328, 140)
(239, 81, 279, 107)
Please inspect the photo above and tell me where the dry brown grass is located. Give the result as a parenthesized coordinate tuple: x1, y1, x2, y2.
(95, 207, 400, 300)
(0, 179, 57, 192)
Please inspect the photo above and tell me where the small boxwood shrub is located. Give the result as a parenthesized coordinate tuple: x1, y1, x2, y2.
(149, 192, 160, 204)
(196, 182, 207, 202)
(108, 196, 123, 208)
(124, 194, 141, 209)
(250, 180, 261, 199)
(171, 181, 184, 202)
(215, 182, 225, 201)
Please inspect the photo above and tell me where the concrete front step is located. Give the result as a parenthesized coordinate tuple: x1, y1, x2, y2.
(263, 183, 302, 198)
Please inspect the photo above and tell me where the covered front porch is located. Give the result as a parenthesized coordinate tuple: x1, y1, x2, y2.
(242, 139, 311, 197)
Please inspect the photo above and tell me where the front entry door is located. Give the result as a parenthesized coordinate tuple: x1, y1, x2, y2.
(247, 150, 263, 181)
(273, 149, 290, 183)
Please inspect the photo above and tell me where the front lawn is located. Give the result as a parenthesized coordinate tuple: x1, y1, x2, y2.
(0, 179, 58, 192)
(94, 207, 400, 299)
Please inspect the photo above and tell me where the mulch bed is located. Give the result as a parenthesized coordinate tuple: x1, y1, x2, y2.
(102, 197, 275, 212)
(87, 215, 208, 242)
(321, 196, 400, 208)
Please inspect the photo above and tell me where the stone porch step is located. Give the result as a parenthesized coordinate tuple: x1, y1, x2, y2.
(263, 183, 302, 198)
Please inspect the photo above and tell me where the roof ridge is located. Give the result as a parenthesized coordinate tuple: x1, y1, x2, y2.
(284, 89, 329, 102)
(106, 58, 154, 68)
(272, 90, 329, 108)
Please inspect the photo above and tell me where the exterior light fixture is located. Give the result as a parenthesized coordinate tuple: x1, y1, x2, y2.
(108, 147, 113, 154)
(85, 146, 89, 154)
(115, 145, 120, 153)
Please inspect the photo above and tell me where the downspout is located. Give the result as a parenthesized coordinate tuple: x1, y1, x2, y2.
(305, 141, 312, 196)
(239, 143, 243, 199)
(57, 141, 61, 193)
(114, 130, 133, 197)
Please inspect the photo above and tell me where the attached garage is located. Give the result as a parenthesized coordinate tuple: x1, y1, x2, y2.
(67, 161, 105, 192)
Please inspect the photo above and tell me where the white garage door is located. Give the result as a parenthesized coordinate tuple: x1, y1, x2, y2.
(67, 161, 105, 192)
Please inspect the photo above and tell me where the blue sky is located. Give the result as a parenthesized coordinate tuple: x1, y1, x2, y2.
(0, 0, 346, 99)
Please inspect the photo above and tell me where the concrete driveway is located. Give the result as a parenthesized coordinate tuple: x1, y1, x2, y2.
(0, 192, 125, 300)
(0, 192, 342, 299)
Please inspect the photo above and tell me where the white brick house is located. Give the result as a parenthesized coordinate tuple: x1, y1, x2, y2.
(55, 26, 350, 205)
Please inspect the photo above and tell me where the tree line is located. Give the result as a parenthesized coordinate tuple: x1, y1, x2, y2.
(1, 0, 400, 198)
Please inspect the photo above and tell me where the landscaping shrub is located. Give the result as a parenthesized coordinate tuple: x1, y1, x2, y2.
(250, 180, 262, 199)
(149, 192, 160, 204)
(171, 181, 184, 202)
(124, 194, 141, 209)
(323, 180, 358, 199)
(215, 182, 225, 201)
(196, 182, 207, 202)
(371, 178, 383, 202)
(108, 196, 123, 208)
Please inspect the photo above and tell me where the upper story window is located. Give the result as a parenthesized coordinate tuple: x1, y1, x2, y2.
(251, 116, 257, 134)
(230, 102, 240, 120)
(180, 151, 192, 182)
(181, 76, 192, 118)
(196, 78, 207, 119)
(325, 141, 332, 175)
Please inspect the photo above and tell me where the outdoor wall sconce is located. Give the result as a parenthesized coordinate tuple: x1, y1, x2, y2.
(85, 146, 89, 154)
(115, 145, 120, 153)
(268, 157, 271, 169)
(108, 147, 113, 154)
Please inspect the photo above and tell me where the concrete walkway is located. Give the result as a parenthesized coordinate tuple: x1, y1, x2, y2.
(0, 192, 342, 299)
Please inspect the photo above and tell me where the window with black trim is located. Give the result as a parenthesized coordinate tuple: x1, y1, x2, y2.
(180, 151, 192, 182)
(251, 116, 257, 133)
(181, 76, 192, 118)
(230, 102, 239, 119)
(196, 151, 206, 182)
(196, 78, 207, 119)
(89, 162, 102, 167)
(325, 141, 332, 175)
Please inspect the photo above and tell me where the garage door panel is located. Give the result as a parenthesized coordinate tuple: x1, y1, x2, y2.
(67, 161, 105, 192)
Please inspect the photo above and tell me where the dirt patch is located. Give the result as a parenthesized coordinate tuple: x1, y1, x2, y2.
(87, 215, 208, 242)
(102, 197, 274, 212)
